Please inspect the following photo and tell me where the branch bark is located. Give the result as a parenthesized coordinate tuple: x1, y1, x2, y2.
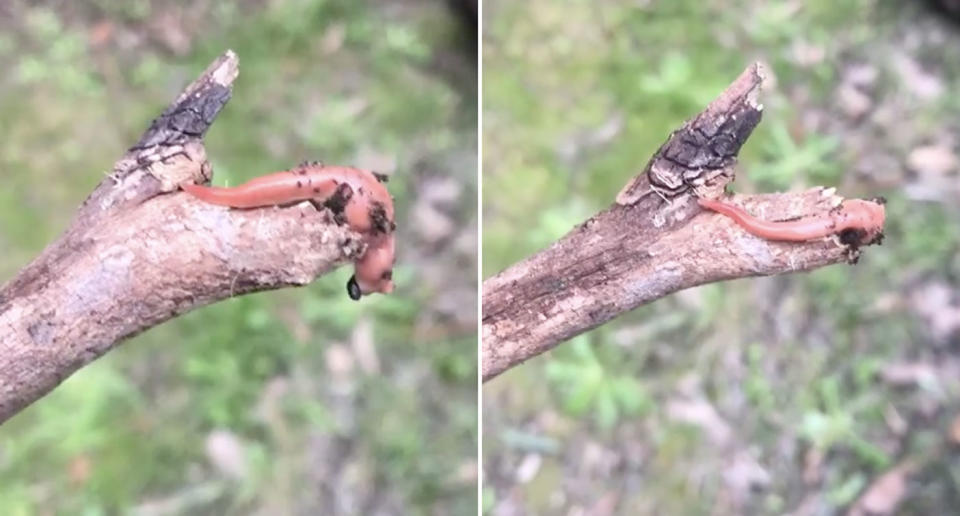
(482, 63, 884, 381)
(0, 50, 367, 423)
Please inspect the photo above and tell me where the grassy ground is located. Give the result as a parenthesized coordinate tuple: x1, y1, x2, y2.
(483, 0, 960, 514)
(0, 1, 477, 514)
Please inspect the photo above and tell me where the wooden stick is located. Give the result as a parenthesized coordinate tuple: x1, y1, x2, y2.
(0, 50, 366, 423)
(482, 63, 883, 381)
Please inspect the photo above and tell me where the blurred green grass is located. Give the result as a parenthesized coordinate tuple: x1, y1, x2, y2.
(0, 1, 476, 514)
(483, 0, 960, 514)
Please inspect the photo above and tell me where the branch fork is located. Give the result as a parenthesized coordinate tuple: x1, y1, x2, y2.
(0, 50, 366, 423)
(482, 62, 885, 381)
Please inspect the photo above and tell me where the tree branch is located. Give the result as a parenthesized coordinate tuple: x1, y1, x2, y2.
(482, 63, 884, 381)
(0, 50, 367, 423)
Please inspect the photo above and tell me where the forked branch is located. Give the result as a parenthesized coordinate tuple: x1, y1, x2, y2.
(0, 51, 367, 423)
(482, 63, 884, 381)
